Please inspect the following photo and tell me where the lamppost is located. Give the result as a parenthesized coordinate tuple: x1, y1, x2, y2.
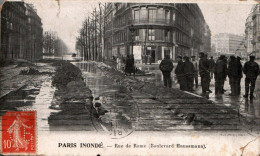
(129, 25, 135, 55)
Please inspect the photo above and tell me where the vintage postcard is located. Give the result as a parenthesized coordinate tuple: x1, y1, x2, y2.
(0, 0, 259, 155)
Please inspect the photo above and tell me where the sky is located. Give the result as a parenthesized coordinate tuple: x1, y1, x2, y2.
(26, 0, 256, 53)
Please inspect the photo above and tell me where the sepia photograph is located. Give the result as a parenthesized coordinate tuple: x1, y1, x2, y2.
(0, 0, 259, 155)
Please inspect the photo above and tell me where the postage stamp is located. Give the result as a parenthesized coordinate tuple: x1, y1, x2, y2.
(1, 111, 36, 155)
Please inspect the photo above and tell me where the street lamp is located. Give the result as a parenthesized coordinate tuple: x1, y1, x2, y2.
(129, 25, 135, 55)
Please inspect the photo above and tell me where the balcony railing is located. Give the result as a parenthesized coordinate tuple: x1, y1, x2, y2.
(132, 19, 171, 25)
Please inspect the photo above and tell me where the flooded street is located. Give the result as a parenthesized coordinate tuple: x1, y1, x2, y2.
(76, 62, 139, 138)
(136, 64, 260, 121)
(0, 61, 259, 134)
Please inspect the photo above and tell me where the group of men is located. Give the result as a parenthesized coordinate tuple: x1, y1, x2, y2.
(160, 55, 199, 91)
(159, 52, 259, 99)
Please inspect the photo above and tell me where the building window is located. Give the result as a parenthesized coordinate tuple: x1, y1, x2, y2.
(172, 32, 176, 43)
(139, 29, 146, 40)
(157, 8, 164, 23)
(135, 29, 140, 41)
(165, 30, 169, 41)
(165, 10, 170, 23)
(155, 29, 163, 40)
(140, 8, 147, 23)
(134, 10, 139, 23)
(172, 13, 176, 23)
(10, 23, 13, 30)
(148, 29, 155, 40)
(148, 9, 156, 23)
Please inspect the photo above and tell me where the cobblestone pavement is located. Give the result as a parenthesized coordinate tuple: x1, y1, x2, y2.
(0, 61, 259, 135)
(136, 63, 260, 123)
(0, 62, 56, 131)
(0, 62, 55, 99)
(76, 62, 259, 134)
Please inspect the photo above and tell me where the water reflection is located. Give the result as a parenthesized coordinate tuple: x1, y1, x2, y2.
(75, 62, 139, 136)
(48, 106, 95, 131)
(0, 85, 40, 115)
(136, 65, 178, 88)
(243, 99, 259, 117)
(138, 64, 260, 119)
(75, 62, 98, 73)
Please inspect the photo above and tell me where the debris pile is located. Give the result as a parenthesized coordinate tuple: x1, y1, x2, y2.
(135, 68, 146, 76)
(19, 67, 40, 75)
(48, 61, 94, 130)
(19, 67, 53, 75)
(51, 60, 65, 66)
(16, 61, 36, 68)
(95, 62, 212, 103)
(52, 61, 83, 89)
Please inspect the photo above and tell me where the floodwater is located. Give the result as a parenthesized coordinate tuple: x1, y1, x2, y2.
(0, 62, 139, 134)
(0, 61, 258, 133)
(75, 62, 139, 138)
(0, 79, 57, 131)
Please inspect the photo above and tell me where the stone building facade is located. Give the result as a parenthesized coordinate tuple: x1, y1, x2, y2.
(211, 33, 245, 57)
(1, 2, 43, 61)
(203, 24, 211, 53)
(247, 4, 260, 58)
(245, 10, 254, 58)
(104, 3, 210, 62)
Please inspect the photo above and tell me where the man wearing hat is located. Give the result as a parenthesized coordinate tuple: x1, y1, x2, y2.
(191, 56, 199, 88)
(236, 56, 243, 95)
(243, 55, 259, 99)
(159, 55, 174, 88)
(227, 55, 240, 96)
(199, 52, 210, 95)
(209, 56, 215, 79)
(175, 56, 185, 90)
(214, 55, 227, 94)
(183, 56, 195, 91)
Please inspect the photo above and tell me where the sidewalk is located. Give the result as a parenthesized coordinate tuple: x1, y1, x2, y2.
(135, 63, 260, 124)
(93, 61, 259, 131)
(0, 62, 55, 99)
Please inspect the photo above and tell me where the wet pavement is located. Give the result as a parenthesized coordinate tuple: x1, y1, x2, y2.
(76, 62, 139, 138)
(0, 61, 259, 134)
(135, 63, 260, 122)
(79, 62, 259, 132)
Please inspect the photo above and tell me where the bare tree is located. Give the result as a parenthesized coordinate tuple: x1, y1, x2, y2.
(76, 3, 107, 61)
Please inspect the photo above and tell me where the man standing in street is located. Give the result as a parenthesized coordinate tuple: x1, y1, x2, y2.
(205, 54, 212, 93)
(175, 56, 185, 90)
(159, 55, 174, 88)
(209, 56, 215, 79)
(222, 56, 228, 93)
(214, 55, 227, 95)
(130, 54, 136, 77)
(237, 56, 243, 95)
(191, 56, 198, 88)
(243, 55, 259, 99)
(227, 56, 240, 96)
(183, 56, 195, 91)
(125, 55, 132, 76)
(199, 52, 210, 95)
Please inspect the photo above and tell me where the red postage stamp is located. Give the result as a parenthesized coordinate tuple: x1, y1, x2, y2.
(1, 111, 36, 155)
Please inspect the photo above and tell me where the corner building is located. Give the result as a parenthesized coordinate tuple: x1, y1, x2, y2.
(104, 3, 210, 62)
